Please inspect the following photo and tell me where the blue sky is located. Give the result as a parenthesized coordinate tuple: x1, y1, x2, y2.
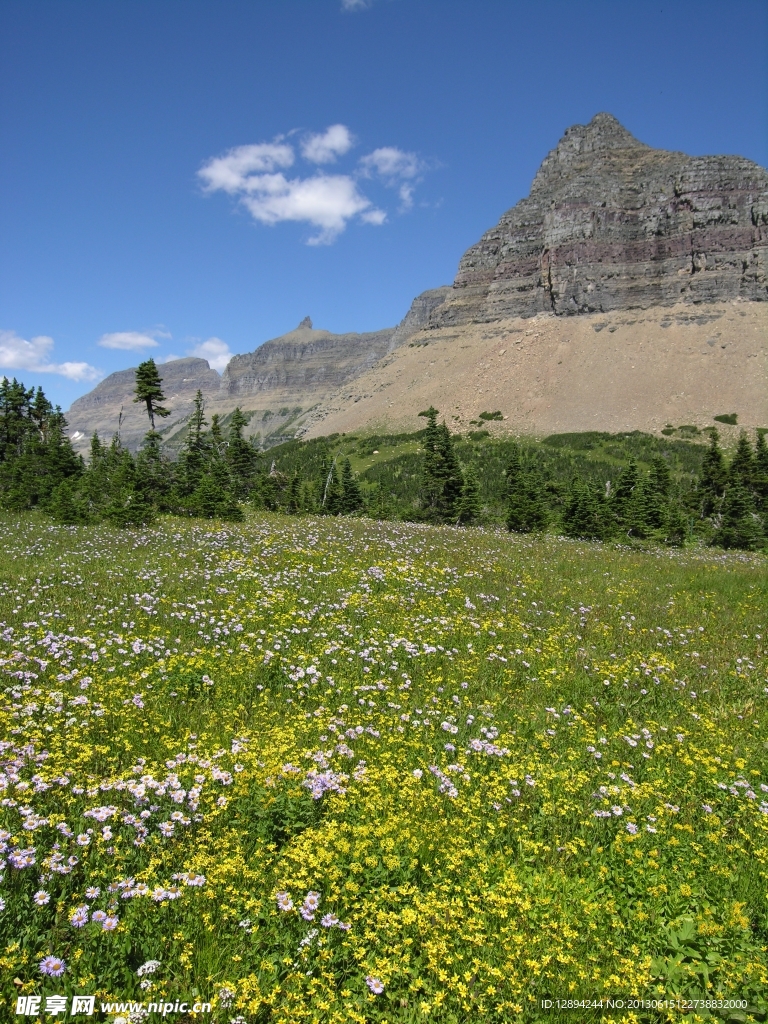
(1, 0, 766, 411)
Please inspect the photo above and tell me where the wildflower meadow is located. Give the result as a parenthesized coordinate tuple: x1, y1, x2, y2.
(0, 511, 766, 1023)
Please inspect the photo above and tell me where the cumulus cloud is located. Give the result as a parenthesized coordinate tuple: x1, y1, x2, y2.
(360, 147, 422, 180)
(242, 172, 382, 244)
(0, 330, 101, 382)
(301, 124, 354, 164)
(197, 142, 294, 194)
(98, 331, 161, 352)
(186, 337, 233, 372)
(359, 146, 424, 209)
(199, 127, 433, 242)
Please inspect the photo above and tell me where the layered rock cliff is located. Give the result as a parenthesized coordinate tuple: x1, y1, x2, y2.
(220, 320, 396, 400)
(431, 112, 768, 326)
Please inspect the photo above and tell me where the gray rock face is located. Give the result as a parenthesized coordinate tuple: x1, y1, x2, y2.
(431, 112, 768, 326)
(66, 357, 221, 453)
(389, 287, 452, 348)
(220, 322, 396, 398)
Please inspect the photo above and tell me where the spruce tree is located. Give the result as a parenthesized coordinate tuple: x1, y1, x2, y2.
(700, 429, 727, 516)
(133, 359, 170, 430)
(177, 390, 209, 495)
(417, 407, 444, 521)
(103, 449, 154, 527)
(645, 456, 672, 532)
(456, 470, 481, 525)
(135, 430, 171, 510)
(323, 462, 344, 515)
(712, 482, 764, 550)
(287, 475, 301, 514)
(226, 408, 257, 497)
(610, 459, 639, 533)
(436, 423, 464, 522)
(563, 481, 606, 540)
(664, 501, 688, 547)
(506, 474, 548, 533)
(416, 408, 464, 523)
(729, 431, 755, 490)
(340, 458, 364, 514)
(48, 478, 84, 525)
(754, 430, 768, 516)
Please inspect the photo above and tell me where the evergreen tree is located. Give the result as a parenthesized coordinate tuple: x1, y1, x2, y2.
(456, 470, 481, 525)
(504, 443, 523, 495)
(664, 500, 688, 547)
(287, 475, 301, 514)
(48, 478, 83, 525)
(416, 408, 464, 522)
(103, 449, 154, 527)
(177, 390, 209, 494)
(133, 359, 170, 430)
(226, 408, 258, 497)
(436, 423, 464, 521)
(417, 407, 444, 521)
(507, 474, 548, 533)
(300, 480, 319, 514)
(563, 481, 607, 540)
(610, 459, 639, 533)
(700, 429, 727, 516)
(645, 455, 672, 531)
(754, 430, 768, 516)
(0, 381, 82, 511)
(711, 482, 764, 550)
(340, 458, 364, 514)
(135, 430, 172, 509)
(323, 462, 344, 515)
(729, 431, 755, 490)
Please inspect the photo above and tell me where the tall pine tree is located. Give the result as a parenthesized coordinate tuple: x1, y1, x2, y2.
(133, 359, 170, 430)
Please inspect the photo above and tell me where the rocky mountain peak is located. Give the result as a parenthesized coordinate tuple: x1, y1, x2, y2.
(430, 112, 767, 325)
(297, 316, 313, 329)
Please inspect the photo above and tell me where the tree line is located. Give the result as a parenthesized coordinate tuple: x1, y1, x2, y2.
(1, 362, 766, 550)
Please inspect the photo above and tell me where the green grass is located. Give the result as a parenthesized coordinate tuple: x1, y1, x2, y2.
(0, 511, 766, 1022)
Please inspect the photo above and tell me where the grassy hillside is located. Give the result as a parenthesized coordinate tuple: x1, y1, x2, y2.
(268, 428, 708, 525)
(0, 512, 766, 1022)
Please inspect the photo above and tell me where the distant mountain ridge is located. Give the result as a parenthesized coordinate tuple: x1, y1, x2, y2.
(66, 113, 767, 450)
(65, 291, 445, 452)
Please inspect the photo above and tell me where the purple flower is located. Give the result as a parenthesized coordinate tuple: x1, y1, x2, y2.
(39, 955, 66, 977)
(102, 915, 119, 931)
(70, 905, 89, 927)
(626, 822, 638, 834)
(276, 891, 293, 912)
(366, 975, 384, 994)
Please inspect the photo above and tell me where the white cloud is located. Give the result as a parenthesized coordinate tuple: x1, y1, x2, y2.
(360, 146, 422, 181)
(0, 330, 101, 382)
(199, 128, 429, 242)
(98, 331, 160, 352)
(359, 146, 425, 210)
(341, 0, 372, 10)
(157, 353, 181, 363)
(301, 124, 354, 164)
(198, 142, 294, 194)
(242, 172, 382, 244)
(186, 337, 233, 372)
